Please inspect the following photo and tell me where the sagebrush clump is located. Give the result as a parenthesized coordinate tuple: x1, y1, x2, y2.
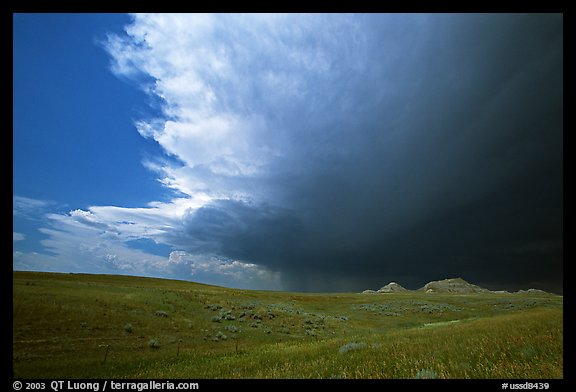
(148, 339, 160, 349)
(213, 331, 227, 342)
(339, 342, 367, 354)
(225, 325, 240, 333)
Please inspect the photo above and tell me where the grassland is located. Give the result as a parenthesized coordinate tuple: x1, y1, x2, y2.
(13, 271, 563, 379)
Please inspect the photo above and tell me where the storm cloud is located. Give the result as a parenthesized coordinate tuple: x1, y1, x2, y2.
(99, 14, 564, 292)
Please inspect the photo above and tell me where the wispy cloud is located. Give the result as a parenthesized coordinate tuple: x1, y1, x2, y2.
(13, 195, 57, 220)
(13, 195, 276, 289)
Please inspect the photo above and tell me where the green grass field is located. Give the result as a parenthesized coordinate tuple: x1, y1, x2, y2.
(13, 271, 563, 379)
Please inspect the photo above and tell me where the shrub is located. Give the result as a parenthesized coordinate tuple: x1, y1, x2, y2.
(414, 369, 438, 379)
(218, 309, 235, 320)
(225, 325, 240, 333)
(124, 323, 133, 333)
(215, 331, 228, 341)
(339, 342, 367, 354)
(211, 316, 221, 323)
(148, 339, 161, 349)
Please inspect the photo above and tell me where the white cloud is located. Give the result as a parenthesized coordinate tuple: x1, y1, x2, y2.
(13, 194, 182, 276)
(104, 14, 366, 201)
(13, 195, 279, 290)
(167, 251, 281, 289)
(35, 212, 168, 274)
(13, 195, 56, 219)
(13, 232, 25, 242)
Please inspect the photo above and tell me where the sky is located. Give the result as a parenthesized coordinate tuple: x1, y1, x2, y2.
(13, 13, 563, 293)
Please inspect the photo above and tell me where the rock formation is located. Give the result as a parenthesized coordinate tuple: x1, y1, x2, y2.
(377, 282, 408, 293)
(516, 288, 549, 295)
(420, 277, 489, 293)
(361, 277, 554, 295)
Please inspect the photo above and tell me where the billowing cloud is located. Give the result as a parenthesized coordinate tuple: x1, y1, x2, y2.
(101, 13, 564, 292)
(167, 251, 281, 288)
(13, 198, 276, 289)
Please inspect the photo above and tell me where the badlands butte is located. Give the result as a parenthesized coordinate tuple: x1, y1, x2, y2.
(13, 271, 562, 379)
(362, 277, 553, 295)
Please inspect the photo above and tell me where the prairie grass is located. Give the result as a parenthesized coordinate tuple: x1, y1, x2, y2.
(13, 271, 562, 379)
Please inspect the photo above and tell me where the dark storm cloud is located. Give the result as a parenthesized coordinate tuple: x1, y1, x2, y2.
(110, 14, 562, 292)
(181, 14, 560, 291)
(179, 199, 303, 266)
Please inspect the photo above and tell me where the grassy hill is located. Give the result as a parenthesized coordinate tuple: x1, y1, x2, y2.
(12, 271, 563, 379)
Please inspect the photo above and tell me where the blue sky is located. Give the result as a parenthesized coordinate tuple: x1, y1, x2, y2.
(14, 14, 165, 208)
(13, 14, 563, 292)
